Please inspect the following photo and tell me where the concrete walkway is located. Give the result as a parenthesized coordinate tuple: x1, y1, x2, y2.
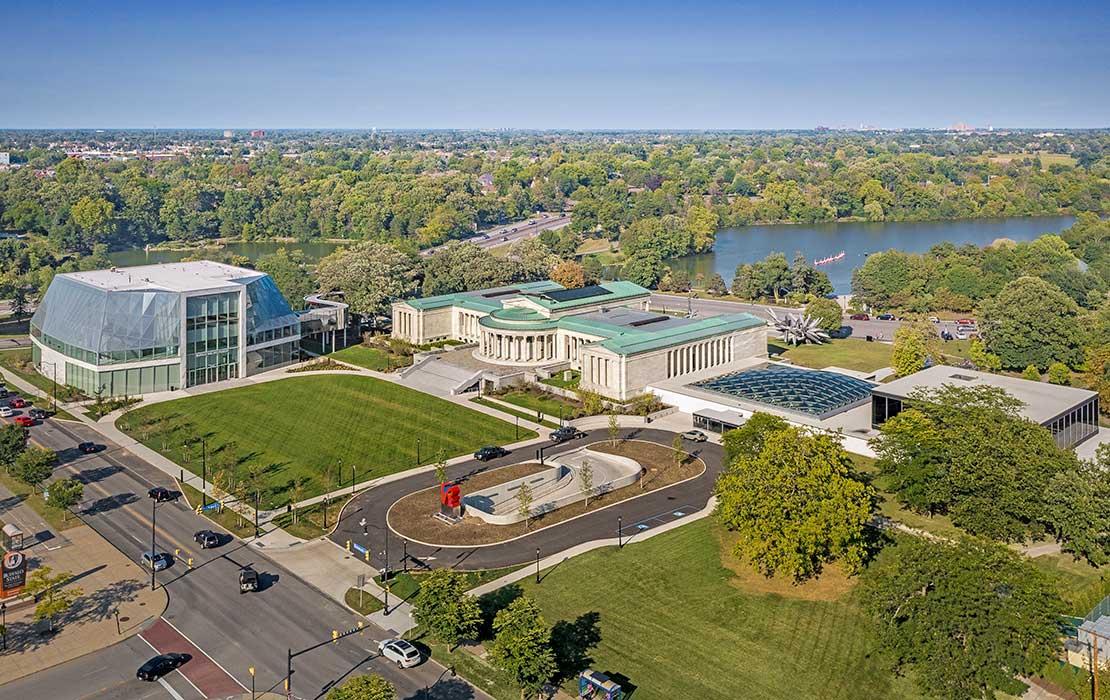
(0, 481, 71, 551)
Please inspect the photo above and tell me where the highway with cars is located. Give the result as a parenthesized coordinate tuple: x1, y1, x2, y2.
(418, 213, 571, 257)
(330, 427, 723, 573)
(0, 395, 488, 700)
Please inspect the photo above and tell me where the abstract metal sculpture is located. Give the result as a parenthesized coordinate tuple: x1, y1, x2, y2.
(767, 309, 830, 346)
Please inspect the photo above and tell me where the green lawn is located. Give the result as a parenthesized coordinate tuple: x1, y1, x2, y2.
(769, 339, 892, 373)
(0, 348, 85, 401)
(330, 344, 412, 371)
(0, 471, 84, 532)
(509, 518, 925, 700)
(179, 482, 256, 539)
(493, 389, 583, 421)
(540, 370, 580, 390)
(848, 454, 963, 540)
(118, 374, 533, 508)
(378, 565, 523, 602)
(345, 587, 385, 615)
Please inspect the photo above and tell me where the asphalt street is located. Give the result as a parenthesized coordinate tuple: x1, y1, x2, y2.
(330, 427, 723, 573)
(650, 292, 903, 341)
(419, 214, 571, 257)
(3, 400, 488, 700)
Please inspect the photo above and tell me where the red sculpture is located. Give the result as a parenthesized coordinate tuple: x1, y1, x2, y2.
(440, 483, 461, 508)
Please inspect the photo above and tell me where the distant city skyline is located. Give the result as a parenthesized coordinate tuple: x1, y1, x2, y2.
(2, 0, 1108, 129)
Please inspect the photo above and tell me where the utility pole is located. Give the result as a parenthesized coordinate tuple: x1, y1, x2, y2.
(149, 498, 158, 590)
(253, 491, 260, 539)
(200, 438, 207, 509)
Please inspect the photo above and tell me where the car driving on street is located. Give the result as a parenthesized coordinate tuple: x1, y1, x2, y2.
(148, 486, 177, 502)
(549, 426, 586, 443)
(473, 445, 509, 461)
(378, 638, 422, 668)
(78, 442, 100, 454)
(194, 530, 220, 548)
(141, 551, 171, 571)
(136, 653, 191, 681)
(681, 430, 708, 442)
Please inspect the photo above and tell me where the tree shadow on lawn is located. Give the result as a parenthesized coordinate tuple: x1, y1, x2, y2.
(551, 611, 602, 684)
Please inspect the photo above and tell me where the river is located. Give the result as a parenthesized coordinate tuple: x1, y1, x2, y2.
(665, 215, 1076, 293)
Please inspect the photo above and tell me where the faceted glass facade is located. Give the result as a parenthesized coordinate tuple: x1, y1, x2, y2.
(185, 292, 240, 388)
(30, 276, 180, 365)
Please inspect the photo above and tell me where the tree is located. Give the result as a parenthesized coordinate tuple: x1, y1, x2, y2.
(607, 410, 619, 447)
(1022, 364, 1041, 381)
(256, 248, 316, 308)
(671, 433, 684, 467)
(715, 426, 875, 581)
(315, 242, 419, 317)
(861, 538, 1061, 700)
(980, 276, 1084, 370)
(706, 272, 727, 296)
(805, 297, 843, 333)
(24, 566, 82, 632)
(45, 478, 83, 521)
(0, 422, 27, 471)
(517, 482, 533, 528)
(1086, 346, 1110, 417)
(12, 446, 55, 492)
(1047, 362, 1071, 386)
(578, 458, 594, 508)
(327, 674, 395, 700)
(488, 596, 556, 700)
(890, 325, 927, 377)
(1043, 460, 1110, 566)
(621, 249, 664, 288)
(968, 338, 1001, 372)
(413, 569, 482, 650)
(871, 385, 1081, 542)
(550, 260, 585, 289)
(434, 452, 449, 486)
(721, 412, 788, 465)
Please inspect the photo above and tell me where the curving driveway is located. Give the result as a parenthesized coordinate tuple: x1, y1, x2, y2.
(329, 427, 724, 571)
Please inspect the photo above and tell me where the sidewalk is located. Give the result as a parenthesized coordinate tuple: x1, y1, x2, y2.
(0, 481, 71, 551)
(0, 525, 168, 685)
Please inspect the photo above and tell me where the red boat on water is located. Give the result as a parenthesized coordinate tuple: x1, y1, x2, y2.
(813, 251, 846, 266)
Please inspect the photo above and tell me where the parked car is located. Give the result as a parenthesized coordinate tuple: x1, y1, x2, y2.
(148, 486, 176, 502)
(141, 551, 171, 571)
(239, 568, 259, 594)
(681, 430, 708, 442)
(14, 416, 34, 428)
(28, 408, 49, 419)
(78, 442, 100, 454)
(876, 313, 897, 321)
(956, 318, 976, 326)
(0, 406, 13, 418)
(0, 388, 8, 398)
(378, 638, 422, 668)
(136, 653, 190, 681)
(549, 426, 586, 444)
(848, 313, 870, 321)
(8, 398, 27, 409)
(474, 446, 509, 461)
(528, 219, 537, 225)
(954, 328, 969, 340)
(193, 530, 220, 549)
(928, 316, 940, 323)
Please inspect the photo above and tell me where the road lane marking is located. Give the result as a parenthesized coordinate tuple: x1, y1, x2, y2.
(138, 633, 205, 699)
(161, 617, 249, 692)
(157, 677, 186, 700)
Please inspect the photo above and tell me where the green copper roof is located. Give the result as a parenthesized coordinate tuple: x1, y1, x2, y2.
(523, 280, 650, 311)
(598, 313, 766, 355)
(491, 307, 546, 321)
(402, 280, 564, 311)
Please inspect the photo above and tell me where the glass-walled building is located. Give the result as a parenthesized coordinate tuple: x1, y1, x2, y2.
(30, 261, 301, 397)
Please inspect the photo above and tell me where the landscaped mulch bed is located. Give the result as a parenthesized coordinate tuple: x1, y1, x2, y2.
(387, 440, 705, 546)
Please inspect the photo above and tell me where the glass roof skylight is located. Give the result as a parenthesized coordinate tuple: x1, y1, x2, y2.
(692, 364, 875, 418)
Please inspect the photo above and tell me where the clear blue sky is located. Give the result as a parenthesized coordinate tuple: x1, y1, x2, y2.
(3, 0, 1107, 129)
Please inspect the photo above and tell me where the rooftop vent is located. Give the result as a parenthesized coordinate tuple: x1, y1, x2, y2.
(629, 315, 671, 327)
(482, 288, 521, 298)
(949, 373, 978, 381)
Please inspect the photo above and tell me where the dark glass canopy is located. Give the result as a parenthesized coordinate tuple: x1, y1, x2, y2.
(693, 364, 875, 418)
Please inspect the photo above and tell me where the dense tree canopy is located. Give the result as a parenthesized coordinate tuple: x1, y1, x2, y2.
(861, 537, 1061, 700)
(979, 276, 1085, 369)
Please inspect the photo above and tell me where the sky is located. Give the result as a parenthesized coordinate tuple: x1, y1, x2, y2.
(2, 0, 1108, 129)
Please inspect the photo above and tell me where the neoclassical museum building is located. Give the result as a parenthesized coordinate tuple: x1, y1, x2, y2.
(391, 279, 768, 401)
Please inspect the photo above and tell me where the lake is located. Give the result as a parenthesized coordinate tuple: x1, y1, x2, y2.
(666, 215, 1076, 293)
(108, 240, 349, 267)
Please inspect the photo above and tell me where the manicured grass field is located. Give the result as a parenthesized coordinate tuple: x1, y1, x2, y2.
(769, 338, 893, 373)
(118, 375, 533, 508)
(540, 370, 580, 390)
(471, 397, 561, 430)
(513, 518, 926, 700)
(494, 389, 580, 420)
(330, 344, 412, 371)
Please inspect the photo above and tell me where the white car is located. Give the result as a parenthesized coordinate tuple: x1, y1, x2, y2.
(0, 406, 13, 417)
(378, 638, 421, 668)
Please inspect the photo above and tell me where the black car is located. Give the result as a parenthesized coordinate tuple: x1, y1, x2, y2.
(877, 313, 897, 321)
(28, 408, 49, 419)
(549, 426, 585, 444)
(194, 530, 220, 548)
(136, 653, 191, 681)
(239, 568, 260, 593)
(473, 446, 508, 461)
(148, 486, 176, 502)
(77, 442, 100, 454)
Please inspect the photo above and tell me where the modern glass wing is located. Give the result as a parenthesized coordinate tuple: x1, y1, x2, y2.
(693, 364, 875, 418)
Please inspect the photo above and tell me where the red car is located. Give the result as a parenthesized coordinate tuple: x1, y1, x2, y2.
(14, 416, 34, 428)
(956, 318, 976, 326)
(849, 313, 870, 321)
(8, 398, 27, 409)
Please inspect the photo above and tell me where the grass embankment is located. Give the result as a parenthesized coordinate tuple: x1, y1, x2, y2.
(330, 344, 413, 372)
(178, 482, 256, 539)
(0, 470, 84, 532)
(471, 397, 561, 430)
(345, 587, 385, 615)
(769, 338, 893, 373)
(118, 374, 532, 509)
(539, 370, 580, 390)
(0, 348, 86, 405)
(490, 387, 587, 421)
(377, 566, 523, 603)
(423, 518, 925, 700)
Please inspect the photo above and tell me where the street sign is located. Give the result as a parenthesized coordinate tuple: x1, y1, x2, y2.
(352, 542, 368, 555)
(1, 550, 28, 597)
(202, 502, 221, 511)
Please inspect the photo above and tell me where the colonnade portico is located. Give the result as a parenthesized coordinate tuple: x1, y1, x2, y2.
(479, 329, 559, 364)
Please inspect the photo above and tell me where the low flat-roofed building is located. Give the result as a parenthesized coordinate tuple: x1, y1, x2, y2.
(392, 280, 768, 401)
(30, 261, 302, 396)
(872, 365, 1099, 449)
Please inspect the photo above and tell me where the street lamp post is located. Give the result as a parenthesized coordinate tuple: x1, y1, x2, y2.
(200, 437, 207, 509)
(248, 666, 256, 700)
(402, 539, 408, 573)
(351, 464, 356, 496)
(535, 547, 541, 584)
(149, 497, 158, 590)
(253, 491, 260, 539)
(515, 416, 519, 440)
(416, 438, 421, 465)
(1, 601, 6, 650)
(618, 515, 623, 548)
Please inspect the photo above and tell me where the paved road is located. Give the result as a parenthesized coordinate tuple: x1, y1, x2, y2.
(650, 293, 902, 341)
(419, 214, 571, 257)
(330, 427, 722, 572)
(4, 398, 488, 700)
